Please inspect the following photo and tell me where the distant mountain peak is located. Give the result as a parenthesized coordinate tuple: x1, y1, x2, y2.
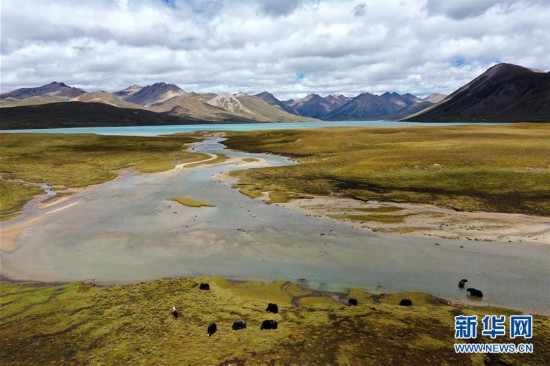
(288, 93, 347, 119)
(324, 94, 351, 109)
(489, 63, 528, 72)
(0, 81, 85, 100)
(123, 82, 187, 106)
(255, 91, 277, 103)
(482, 63, 538, 81)
(114, 85, 143, 98)
(49, 81, 68, 87)
(325, 91, 431, 120)
(255, 91, 299, 115)
(150, 82, 171, 87)
(306, 93, 322, 99)
(207, 92, 248, 113)
(404, 63, 550, 122)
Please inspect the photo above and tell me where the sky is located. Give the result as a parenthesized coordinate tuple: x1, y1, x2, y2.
(1, 0, 549, 99)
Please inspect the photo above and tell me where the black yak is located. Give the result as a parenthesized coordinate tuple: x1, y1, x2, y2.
(199, 283, 210, 290)
(171, 306, 179, 319)
(266, 303, 279, 314)
(348, 298, 358, 306)
(207, 323, 217, 337)
(458, 279, 468, 288)
(467, 288, 483, 298)
(261, 320, 278, 330)
(399, 299, 412, 306)
(232, 320, 247, 330)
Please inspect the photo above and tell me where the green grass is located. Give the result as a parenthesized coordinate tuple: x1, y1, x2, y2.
(267, 191, 314, 204)
(334, 213, 413, 224)
(0, 180, 43, 219)
(356, 205, 403, 213)
(185, 153, 230, 168)
(223, 124, 550, 216)
(0, 133, 205, 218)
(168, 197, 215, 207)
(0, 278, 548, 365)
(242, 157, 260, 163)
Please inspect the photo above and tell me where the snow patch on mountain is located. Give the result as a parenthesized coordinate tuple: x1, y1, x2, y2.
(207, 92, 250, 113)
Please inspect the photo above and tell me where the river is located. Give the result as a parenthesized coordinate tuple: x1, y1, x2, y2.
(1, 136, 548, 314)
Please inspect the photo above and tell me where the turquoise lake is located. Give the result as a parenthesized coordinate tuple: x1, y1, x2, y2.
(1, 120, 505, 136)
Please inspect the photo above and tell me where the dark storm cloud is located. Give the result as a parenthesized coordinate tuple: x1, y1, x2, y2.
(425, 0, 502, 19)
(353, 3, 366, 17)
(425, 0, 549, 20)
(257, 0, 299, 16)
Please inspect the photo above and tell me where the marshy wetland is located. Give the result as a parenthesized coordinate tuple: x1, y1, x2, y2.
(1, 123, 549, 365)
(224, 124, 550, 216)
(2, 277, 549, 365)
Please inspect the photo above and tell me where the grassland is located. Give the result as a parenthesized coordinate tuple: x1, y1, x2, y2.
(0, 180, 44, 220)
(1, 277, 548, 365)
(224, 124, 550, 216)
(185, 153, 230, 168)
(168, 197, 215, 207)
(332, 213, 414, 224)
(0, 133, 205, 218)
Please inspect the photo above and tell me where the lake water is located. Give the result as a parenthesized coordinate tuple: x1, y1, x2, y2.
(1, 120, 505, 136)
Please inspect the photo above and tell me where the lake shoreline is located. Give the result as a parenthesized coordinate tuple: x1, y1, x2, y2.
(0, 120, 510, 135)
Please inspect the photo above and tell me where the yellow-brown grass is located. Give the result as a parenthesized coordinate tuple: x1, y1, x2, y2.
(224, 124, 550, 216)
(1, 277, 548, 365)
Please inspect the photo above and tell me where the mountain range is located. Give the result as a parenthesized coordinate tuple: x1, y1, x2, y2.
(0, 82, 442, 129)
(324, 92, 434, 120)
(1, 63, 548, 129)
(283, 93, 351, 119)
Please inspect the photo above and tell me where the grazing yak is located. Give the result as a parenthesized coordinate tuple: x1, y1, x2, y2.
(399, 299, 413, 306)
(199, 283, 210, 290)
(232, 320, 247, 331)
(171, 306, 179, 319)
(266, 303, 279, 314)
(261, 320, 278, 330)
(467, 288, 483, 298)
(348, 298, 358, 306)
(207, 323, 217, 337)
(458, 279, 468, 288)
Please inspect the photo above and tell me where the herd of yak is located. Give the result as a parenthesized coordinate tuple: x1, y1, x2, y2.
(169, 283, 282, 337)
(171, 280, 484, 337)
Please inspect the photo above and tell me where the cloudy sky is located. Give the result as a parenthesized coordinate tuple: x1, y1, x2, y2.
(1, 0, 549, 98)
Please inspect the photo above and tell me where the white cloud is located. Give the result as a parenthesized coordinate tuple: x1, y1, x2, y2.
(1, 0, 549, 98)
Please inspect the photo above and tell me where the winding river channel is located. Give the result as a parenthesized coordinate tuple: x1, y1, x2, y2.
(1, 136, 549, 314)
